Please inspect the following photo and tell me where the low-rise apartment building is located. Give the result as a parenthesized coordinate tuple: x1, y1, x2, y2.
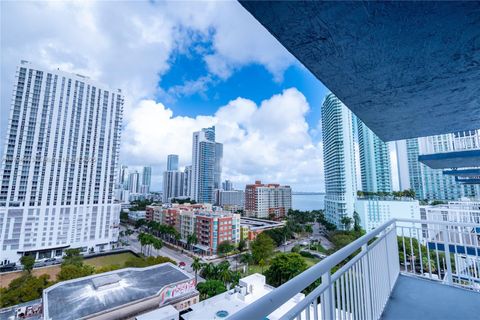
(245, 181, 292, 219)
(148, 203, 240, 255)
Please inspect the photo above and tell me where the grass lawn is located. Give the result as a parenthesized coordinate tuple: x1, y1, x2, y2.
(1, 252, 138, 288)
(302, 256, 320, 267)
(84, 252, 137, 268)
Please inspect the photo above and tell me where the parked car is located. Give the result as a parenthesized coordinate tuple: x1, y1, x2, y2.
(0, 263, 17, 272)
(179, 261, 186, 270)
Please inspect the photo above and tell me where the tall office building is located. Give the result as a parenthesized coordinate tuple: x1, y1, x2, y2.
(163, 171, 185, 202)
(141, 166, 152, 194)
(321, 93, 357, 228)
(128, 171, 140, 194)
(357, 118, 392, 193)
(0, 61, 123, 264)
(214, 143, 223, 190)
(401, 130, 480, 201)
(167, 154, 179, 171)
(163, 155, 185, 202)
(395, 140, 411, 191)
(190, 126, 222, 203)
(222, 180, 233, 191)
(184, 165, 192, 197)
(117, 165, 128, 189)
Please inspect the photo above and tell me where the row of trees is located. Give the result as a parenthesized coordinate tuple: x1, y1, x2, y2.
(137, 232, 163, 255)
(195, 259, 242, 300)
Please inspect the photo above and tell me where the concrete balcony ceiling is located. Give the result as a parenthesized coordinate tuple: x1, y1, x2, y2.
(239, 1, 480, 141)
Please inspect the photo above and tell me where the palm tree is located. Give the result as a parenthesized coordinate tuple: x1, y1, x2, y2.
(192, 257, 202, 284)
(220, 268, 232, 289)
(187, 233, 198, 251)
(138, 233, 147, 254)
(201, 262, 215, 279)
(152, 238, 163, 255)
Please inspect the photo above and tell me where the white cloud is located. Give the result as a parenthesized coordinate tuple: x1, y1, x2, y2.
(1, 1, 315, 190)
(1, 1, 294, 119)
(123, 88, 324, 191)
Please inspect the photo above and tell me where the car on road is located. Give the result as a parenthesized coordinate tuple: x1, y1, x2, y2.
(0, 263, 17, 272)
(179, 261, 186, 269)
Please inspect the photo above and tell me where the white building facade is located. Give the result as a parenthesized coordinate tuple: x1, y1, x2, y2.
(322, 93, 357, 228)
(163, 170, 185, 202)
(354, 198, 421, 237)
(0, 61, 123, 264)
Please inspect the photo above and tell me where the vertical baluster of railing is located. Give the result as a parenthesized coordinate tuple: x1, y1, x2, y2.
(383, 229, 392, 291)
(321, 271, 334, 320)
(361, 244, 373, 320)
(409, 230, 415, 275)
(401, 227, 407, 273)
(442, 224, 453, 285)
(425, 225, 432, 279)
(416, 225, 423, 276)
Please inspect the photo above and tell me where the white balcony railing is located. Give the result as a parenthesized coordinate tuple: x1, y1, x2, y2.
(228, 219, 480, 320)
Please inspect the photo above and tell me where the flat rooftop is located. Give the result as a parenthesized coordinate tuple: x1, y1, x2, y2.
(240, 217, 284, 230)
(182, 273, 303, 320)
(0, 299, 43, 320)
(43, 263, 194, 320)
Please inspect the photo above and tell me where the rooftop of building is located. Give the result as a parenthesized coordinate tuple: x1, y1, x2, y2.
(246, 180, 291, 188)
(356, 196, 418, 203)
(0, 299, 43, 320)
(43, 263, 195, 320)
(18, 60, 122, 93)
(181, 274, 304, 320)
(240, 217, 285, 230)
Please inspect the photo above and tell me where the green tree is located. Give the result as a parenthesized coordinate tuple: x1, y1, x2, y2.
(0, 274, 52, 308)
(62, 248, 84, 266)
(200, 262, 216, 280)
(57, 264, 95, 281)
(219, 267, 233, 288)
(237, 239, 247, 252)
(120, 211, 129, 222)
(187, 233, 198, 251)
(304, 224, 313, 235)
(239, 253, 253, 268)
(251, 233, 275, 264)
(258, 259, 266, 273)
(340, 216, 353, 231)
(264, 253, 307, 287)
(353, 211, 362, 232)
(196, 280, 226, 300)
(20, 255, 35, 274)
(192, 257, 203, 284)
(217, 240, 234, 256)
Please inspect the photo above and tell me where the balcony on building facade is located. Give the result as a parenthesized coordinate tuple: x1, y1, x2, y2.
(228, 219, 479, 320)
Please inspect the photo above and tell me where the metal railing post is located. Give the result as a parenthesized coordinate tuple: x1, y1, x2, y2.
(442, 225, 453, 285)
(362, 244, 373, 319)
(321, 272, 334, 320)
(384, 229, 392, 290)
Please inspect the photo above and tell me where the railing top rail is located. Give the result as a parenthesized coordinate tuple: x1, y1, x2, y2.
(396, 218, 480, 228)
(227, 219, 397, 320)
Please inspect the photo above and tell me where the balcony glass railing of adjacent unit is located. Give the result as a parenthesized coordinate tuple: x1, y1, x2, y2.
(228, 219, 480, 320)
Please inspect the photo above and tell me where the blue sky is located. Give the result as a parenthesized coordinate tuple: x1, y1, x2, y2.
(0, 0, 329, 191)
(159, 44, 327, 141)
